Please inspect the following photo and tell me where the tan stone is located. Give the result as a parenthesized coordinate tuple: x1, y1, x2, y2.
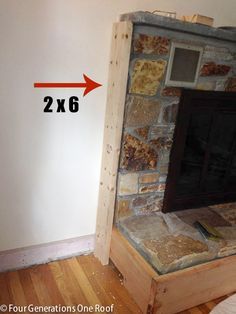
(130, 59, 167, 96)
(132, 195, 163, 212)
(143, 235, 208, 266)
(139, 173, 159, 184)
(119, 212, 214, 274)
(133, 34, 170, 55)
(116, 199, 132, 219)
(159, 164, 169, 175)
(117, 173, 138, 196)
(217, 227, 236, 257)
(139, 197, 163, 213)
(139, 183, 165, 194)
(139, 184, 159, 194)
(196, 81, 216, 91)
(120, 214, 170, 241)
(125, 96, 160, 127)
(121, 134, 158, 171)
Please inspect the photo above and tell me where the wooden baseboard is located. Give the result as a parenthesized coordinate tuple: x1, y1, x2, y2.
(110, 228, 236, 314)
(0, 234, 94, 273)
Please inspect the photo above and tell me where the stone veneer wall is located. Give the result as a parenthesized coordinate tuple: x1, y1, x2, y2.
(115, 23, 236, 221)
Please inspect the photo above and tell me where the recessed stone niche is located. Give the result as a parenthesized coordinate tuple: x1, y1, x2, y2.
(114, 11, 236, 274)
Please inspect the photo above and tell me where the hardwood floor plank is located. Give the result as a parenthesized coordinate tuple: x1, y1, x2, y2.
(0, 254, 232, 314)
(58, 259, 89, 305)
(6, 271, 27, 306)
(18, 268, 39, 305)
(205, 301, 216, 313)
(204, 301, 216, 311)
(77, 255, 141, 313)
(188, 307, 204, 314)
(29, 266, 54, 305)
(198, 304, 212, 313)
(36, 264, 65, 305)
(49, 260, 76, 306)
(76, 255, 116, 305)
(91, 256, 142, 313)
(67, 257, 101, 306)
(0, 273, 11, 305)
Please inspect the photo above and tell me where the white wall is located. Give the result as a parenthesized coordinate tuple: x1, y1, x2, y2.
(0, 0, 235, 251)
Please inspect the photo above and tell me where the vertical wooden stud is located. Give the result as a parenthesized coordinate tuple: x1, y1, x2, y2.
(94, 22, 133, 264)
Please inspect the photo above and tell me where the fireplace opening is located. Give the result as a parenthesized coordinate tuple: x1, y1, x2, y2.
(163, 90, 236, 212)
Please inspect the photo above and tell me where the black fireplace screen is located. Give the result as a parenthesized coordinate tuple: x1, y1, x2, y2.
(163, 89, 236, 212)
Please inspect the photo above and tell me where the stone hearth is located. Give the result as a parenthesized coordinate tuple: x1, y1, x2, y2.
(118, 203, 236, 274)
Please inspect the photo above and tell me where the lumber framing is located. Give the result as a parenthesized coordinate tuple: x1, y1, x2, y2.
(94, 22, 133, 264)
(110, 228, 158, 313)
(110, 228, 236, 314)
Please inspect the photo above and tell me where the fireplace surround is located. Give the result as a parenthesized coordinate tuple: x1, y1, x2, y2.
(95, 12, 236, 313)
(112, 18, 236, 222)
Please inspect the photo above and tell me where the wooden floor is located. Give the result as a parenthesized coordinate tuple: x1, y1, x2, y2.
(0, 254, 229, 313)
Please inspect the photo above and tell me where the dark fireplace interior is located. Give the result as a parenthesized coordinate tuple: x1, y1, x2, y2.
(163, 90, 236, 212)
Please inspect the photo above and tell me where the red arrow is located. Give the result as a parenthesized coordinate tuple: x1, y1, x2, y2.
(34, 74, 102, 96)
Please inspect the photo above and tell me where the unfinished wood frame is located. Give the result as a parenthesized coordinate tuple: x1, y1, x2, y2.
(111, 228, 236, 314)
(94, 22, 133, 264)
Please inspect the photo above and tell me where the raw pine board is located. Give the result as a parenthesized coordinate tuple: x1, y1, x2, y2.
(110, 228, 158, 313)
(95, 21, 133, 265)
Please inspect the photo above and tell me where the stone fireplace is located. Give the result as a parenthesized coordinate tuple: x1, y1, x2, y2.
(112, 12, 236, 274)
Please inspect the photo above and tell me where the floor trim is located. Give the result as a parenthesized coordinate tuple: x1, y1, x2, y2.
(0, 234, 95, 273)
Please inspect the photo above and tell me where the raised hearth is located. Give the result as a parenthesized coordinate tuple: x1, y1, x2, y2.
(118, 203, 236, 274)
